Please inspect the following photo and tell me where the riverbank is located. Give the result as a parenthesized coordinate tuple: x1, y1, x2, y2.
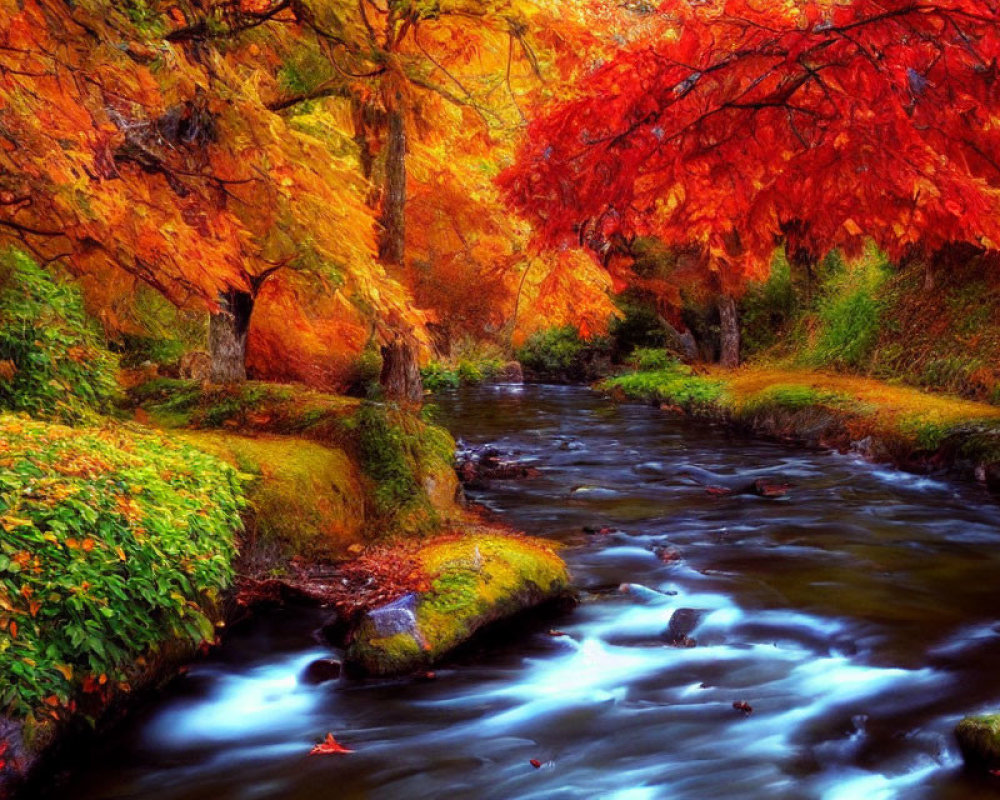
(600, 362, 1000, 487)
(0, 379, 571, 798)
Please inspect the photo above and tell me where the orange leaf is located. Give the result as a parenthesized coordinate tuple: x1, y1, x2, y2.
(309, 733, 353, 756)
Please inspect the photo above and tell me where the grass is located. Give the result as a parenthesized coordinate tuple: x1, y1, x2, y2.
(600, 360, 724, 408)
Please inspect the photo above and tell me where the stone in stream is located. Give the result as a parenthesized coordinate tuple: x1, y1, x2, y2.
(955, 714, 1000, 770)
(663, 608, 704, 647)
(301, 658, 342, 685)
(345, 535, 572, 677)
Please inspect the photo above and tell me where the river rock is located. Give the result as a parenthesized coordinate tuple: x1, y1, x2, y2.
(495, 361, 524, 384)
(663, 608, 704, 647)
(955, 713, 1000, 770)
(345, 534, 572, 677)
(301, 658, 342, 685)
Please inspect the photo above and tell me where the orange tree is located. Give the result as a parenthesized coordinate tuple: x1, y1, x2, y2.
(500, 0, 1000, 366)
(0, 0, 437, 383)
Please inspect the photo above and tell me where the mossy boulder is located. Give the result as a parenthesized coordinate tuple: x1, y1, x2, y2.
(345, 534, 572, 676)
(178, 431, 366, 560)
(956, 714, 1000, 770)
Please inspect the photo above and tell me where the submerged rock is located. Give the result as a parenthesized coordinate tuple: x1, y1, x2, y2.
(301, 658, 343, 685)
(955, 714, 1000, 770)
(345, 535, 572, 676)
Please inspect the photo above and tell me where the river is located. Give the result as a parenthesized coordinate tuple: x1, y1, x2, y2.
(53, 384, 1000, 799)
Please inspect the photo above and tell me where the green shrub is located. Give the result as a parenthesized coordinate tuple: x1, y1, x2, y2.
(740, 251, 797, 356)
(609, 293, 669, 355)
(0, 249, 119, 424)
(601, 363, 724, 407)
(0, 414, 245, 720)
(802, 248, 890, 369)
(627, 347, 675, 372)
(516, 325, 612, 381)
(421, 362, 461, 392)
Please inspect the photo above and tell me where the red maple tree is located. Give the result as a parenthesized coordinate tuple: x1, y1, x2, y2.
(500, 0, 1000, 365)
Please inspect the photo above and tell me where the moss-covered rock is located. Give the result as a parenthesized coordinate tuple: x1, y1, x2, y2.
(345, 534, 571, 676)
(178, 431, 366, 561)
(956, 714, 1000, 770)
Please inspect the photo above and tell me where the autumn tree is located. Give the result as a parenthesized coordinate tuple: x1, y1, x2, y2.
(0, 0, 429, 384)
(500, 0, 1000, 367)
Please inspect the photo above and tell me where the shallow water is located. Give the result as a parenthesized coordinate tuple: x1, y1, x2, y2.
(55, 385, 1000, 799)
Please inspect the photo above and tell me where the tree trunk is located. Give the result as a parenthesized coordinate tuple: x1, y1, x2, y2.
(378, 107, 407, 266)
(717, 293, 740, 369)
(923, 257, 935, 292)
(209, 288, 253, 383)
(787, 246, 817, 306)
(380, 337, 423, 405)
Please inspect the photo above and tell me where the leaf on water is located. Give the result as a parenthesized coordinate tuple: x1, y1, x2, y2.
(310, 733, 353, 756)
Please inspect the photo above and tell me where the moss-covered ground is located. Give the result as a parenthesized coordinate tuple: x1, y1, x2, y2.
(601, 362, 1000, 472)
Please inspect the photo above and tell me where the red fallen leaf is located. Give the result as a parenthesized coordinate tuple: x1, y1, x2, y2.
(658, 548, 681, 563)
(546, 629, 568, 637)
(529, 759, 542, 769)
(705, 486, 733, 497)
(733, 701, 753, 716)
(416, 671, 436, 681)
(751, 479, 791, 498)
(310, 733, 353, 755)
(990, 769, 1000, 777)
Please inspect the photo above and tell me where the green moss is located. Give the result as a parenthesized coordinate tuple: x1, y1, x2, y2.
(0, 249, 119, 424)
(178, 432, 365, 560)
(346, 534, 571, 675)
(956, 714, 1000, 769)
(0, 414, 245, 720)
(740, 384, 855, 413)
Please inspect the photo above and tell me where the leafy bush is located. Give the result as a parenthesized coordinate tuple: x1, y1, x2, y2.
(740, 251, 797, 356)
(0, 414, 245, 720)
(601, 363, 724, 407)
(609, 293, 669, 355)
(0, 249, 119, 423)
(627, 347, 675, 372)
(421, 362, 461, 392)
(802, 248, 890, 369)
(516, 325, 612, 381)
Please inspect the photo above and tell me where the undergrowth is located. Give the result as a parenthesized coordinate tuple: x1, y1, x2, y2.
(0, 249, 118, 424)
(0, 414, 245, 723)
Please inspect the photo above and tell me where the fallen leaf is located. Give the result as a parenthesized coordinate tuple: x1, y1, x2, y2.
(310, 733, 353, 755)
(529, 759, 542, 769)
(733, 700, 753, 716)
(705, 486, 733, 497)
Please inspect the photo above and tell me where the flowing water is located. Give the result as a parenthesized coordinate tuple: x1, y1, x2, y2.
(56, 385, 1000, 799)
